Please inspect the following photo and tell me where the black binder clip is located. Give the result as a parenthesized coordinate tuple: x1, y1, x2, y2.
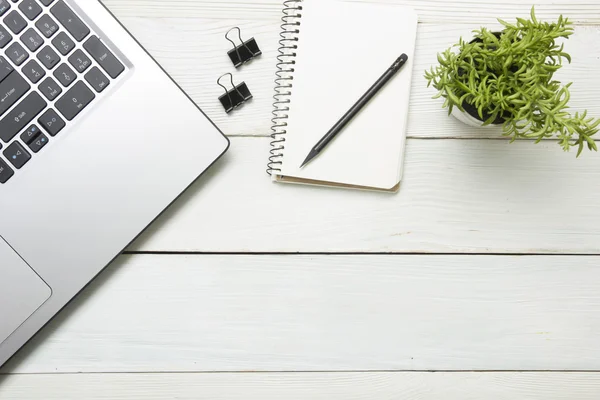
(226, 27, 262, 68)
(218, 73, 253, 113)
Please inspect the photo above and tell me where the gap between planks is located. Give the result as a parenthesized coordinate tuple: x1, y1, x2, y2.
(5, 369, 600, 375)
(123, 251, 600, 256)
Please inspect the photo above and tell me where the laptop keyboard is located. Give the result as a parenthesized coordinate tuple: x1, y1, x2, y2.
(0, 0, 125, 184)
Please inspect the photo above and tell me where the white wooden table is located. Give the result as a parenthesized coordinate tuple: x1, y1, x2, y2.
(2, 0, 600, 398)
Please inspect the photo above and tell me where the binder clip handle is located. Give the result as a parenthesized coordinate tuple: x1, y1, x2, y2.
(217, 73, 253, 114)
(226, 27, 262, 68)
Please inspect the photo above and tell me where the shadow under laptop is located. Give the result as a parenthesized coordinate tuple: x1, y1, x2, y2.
(0, 149, 233, 377)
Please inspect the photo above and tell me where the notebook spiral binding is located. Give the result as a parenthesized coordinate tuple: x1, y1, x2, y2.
(267, 0, 303, 175)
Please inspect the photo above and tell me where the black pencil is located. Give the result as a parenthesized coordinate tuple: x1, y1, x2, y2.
(300, 53, 409, 169)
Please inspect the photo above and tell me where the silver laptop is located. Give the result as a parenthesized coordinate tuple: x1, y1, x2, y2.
(0, 0, 229, 367)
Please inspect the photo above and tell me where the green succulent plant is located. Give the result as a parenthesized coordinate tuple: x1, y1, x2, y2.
(424, 7, 599, 156)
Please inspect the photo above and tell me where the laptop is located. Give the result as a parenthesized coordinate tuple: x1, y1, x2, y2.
(0, 0, 229, 368)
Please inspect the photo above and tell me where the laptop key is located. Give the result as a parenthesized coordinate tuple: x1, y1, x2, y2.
(55, 81, 94, 120)
(3, 141, 30, 169)
(38, 76, 61, 100)
(51, 31, 74, 55)
(83, 36, 124, 78)
(0, 70, 30, 116)
(19, 0, 42, 21)
(20, 28, 44, 52)
(39, 0, 56, 6)
(84, 66, 109, 93)
(53, 62, 75, 87)
(35, 14, 58, 38)
(50, 1, 89, 41)
(37, 45, 59, 69)
(4, 10, 26, 34)
(0, 158, 13, 183)
(38, 108, 64, 136)
(6, 41, 29, 65)
(0, 0, 10, 17)
(22, 59, 46, 83)
(0, 92, 46, 143)
(0, 55, 13, 82)
(68, 49, 90, 73)
(0, 24, 11, 48)
(20, 124, 41, 144)
(27, 131, 47, 153)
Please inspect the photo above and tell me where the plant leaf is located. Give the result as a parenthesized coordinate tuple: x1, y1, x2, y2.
(422, 5, 600, 157)
(577, 141, 584, 157)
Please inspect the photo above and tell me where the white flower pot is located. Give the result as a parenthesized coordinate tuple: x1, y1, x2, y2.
(450, 105, 504, 129)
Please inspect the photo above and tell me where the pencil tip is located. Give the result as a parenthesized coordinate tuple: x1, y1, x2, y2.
(300, 149, 319, 169)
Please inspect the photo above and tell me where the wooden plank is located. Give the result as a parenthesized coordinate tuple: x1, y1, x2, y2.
(112, 17, 600, 138)
(103, 0, 600, 23)
(127, 137, 600, 254)
(4, 254, 600, 373)
(2, 372, 600, 399)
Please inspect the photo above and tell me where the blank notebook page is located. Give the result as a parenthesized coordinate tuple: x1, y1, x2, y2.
(276, 0, 418, 190)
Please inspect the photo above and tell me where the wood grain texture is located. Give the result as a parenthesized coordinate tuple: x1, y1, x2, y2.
(2, 0, 597, 392)
(4, 254, 600, 373)
(2, 372, 600, 399)
(127, 137, 600, 254)
(111, 16, 600, 138)
(102, 0, 600, 23)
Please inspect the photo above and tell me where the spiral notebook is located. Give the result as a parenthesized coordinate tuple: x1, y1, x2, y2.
(267, 0, 418, 192)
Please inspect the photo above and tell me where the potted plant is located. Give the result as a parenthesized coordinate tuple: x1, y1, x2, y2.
(424, 7, 600, 156)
